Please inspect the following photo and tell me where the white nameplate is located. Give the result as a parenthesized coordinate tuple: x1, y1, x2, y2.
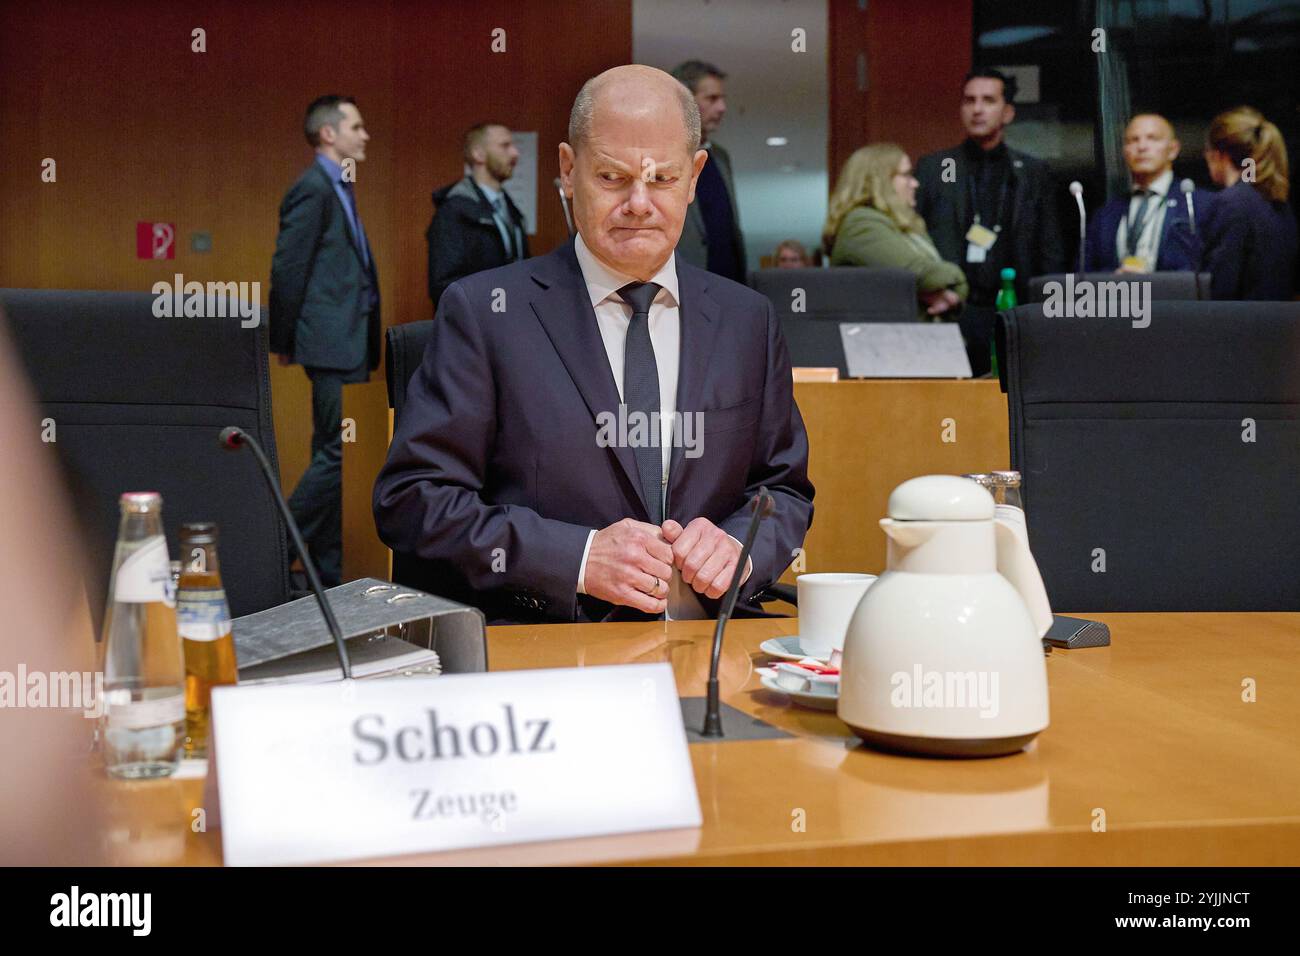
(839, 322, 973, 378)
(211, 663, 701, 866)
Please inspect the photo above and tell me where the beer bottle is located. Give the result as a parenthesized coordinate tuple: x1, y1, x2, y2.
(100, 492, 185, 778)
(177, 522, 238, 758)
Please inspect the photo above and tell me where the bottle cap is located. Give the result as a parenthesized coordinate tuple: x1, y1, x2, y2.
(118, 491, 162, 513)
(1000, 267, 1016, 280)
(180, 521, 219, 544)
(990, 470, 1022, 485)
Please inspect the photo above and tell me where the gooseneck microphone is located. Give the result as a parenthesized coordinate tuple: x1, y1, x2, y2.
(701, 487, 775, 737)
(1069, 181, 1086, 273)
(219, 426, 352, 679)
(1181, 178, 1197, 235)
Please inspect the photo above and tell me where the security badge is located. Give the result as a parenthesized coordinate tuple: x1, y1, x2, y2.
(965, 223, 998, 263)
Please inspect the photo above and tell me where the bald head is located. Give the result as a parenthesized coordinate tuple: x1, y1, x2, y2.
(1123, 113, 1180, 186)
(557, 65, 710, 279)
(568, 65, 701, 155)
(1127, 113, 1175, 140)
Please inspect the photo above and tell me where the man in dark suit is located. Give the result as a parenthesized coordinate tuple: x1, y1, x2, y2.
(1085, 114, 1212, 273)
(269, 94, 381, 585)
(915, 69, 1065, 374)
(374, 65, 813, 625)
(670, 60, 747, 283)
(426, 123, 530, 310)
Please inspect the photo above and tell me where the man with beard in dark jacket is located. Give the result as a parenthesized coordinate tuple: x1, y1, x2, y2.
(426, 123, 530, 309)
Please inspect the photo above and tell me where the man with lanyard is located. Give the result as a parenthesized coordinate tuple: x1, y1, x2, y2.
(915, 68, 1065, 374)
(1084, 113, 1209, 274)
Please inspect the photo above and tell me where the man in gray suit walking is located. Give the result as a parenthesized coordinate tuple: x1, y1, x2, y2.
(670, 61, 746, 282)
(269, 94, 381, 585)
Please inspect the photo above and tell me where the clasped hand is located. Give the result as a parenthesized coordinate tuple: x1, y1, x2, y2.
(583, 516, 743, 613)
(921, 288, 962, 316)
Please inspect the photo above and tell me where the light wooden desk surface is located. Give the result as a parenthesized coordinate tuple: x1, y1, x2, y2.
(104, 614, 1300, 866)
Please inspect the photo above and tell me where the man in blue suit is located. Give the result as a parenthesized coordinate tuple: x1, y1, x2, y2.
(270, 95, 381, 586)
(1085, 114, 1213, 273)
(374, 65, 814, 625)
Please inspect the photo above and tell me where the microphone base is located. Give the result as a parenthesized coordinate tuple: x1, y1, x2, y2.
(678, 698, 791, 743)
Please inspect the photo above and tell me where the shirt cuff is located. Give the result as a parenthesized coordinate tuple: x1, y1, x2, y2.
(727, 534, 753, 584)
(576, 529, 597, 595)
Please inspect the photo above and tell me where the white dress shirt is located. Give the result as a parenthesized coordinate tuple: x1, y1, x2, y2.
(571, 233, 748, 619)
(1117, 168, 1174, 267)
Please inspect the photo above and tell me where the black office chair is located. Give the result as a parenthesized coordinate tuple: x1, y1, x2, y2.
(1, 288, 291, 621)
(749, 267, 918, 375)
(1027, 271, 1212, 304)
(384, 320, 453, 599)
(1002, 300, 1300, 611)
(384, 320, 434, 421)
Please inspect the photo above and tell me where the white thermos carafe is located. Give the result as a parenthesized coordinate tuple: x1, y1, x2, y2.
(838, 475, 1051, 757)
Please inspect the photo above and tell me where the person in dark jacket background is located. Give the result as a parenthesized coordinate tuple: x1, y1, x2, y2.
(269, 94, 381, 586)
(426, 123, 529, 309)
(915, 68, 1066, 375)
(1202, 105, 1297, 300)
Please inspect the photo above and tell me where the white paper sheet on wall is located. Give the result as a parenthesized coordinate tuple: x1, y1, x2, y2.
(501, 131, 539, 236)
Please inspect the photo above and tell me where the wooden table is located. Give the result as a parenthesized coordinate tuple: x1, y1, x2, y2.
(103, 613, 1300, 866)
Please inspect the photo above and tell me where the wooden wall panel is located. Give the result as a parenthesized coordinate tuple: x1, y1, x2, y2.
(0, 0, 632, 501)
(782, 379, 1009, 581)
(829, 0, 972, 181)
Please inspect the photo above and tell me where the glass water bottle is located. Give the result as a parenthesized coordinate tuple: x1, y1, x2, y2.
(99, 492, 185, 779)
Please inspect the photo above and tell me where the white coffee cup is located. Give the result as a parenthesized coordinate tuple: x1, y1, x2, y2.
(797, 572, 876, 657)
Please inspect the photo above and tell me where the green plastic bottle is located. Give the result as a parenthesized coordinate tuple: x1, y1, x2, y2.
(991, 267, 1017, 377)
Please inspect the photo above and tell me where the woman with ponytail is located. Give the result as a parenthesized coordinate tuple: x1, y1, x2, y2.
(1202, 106, 1297, 299)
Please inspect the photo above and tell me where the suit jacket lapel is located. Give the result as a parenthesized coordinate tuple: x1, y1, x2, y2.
(528, 241, 649, 517)
(686, 200, 706, 241)
(310, 163, 368, 270)
(711, 144, 738, 205)
(952, 148, 969, 240)
(667, 258, 722, 502)
(1006, 153, 1025, 240)
(1154, 195, 1182, 270)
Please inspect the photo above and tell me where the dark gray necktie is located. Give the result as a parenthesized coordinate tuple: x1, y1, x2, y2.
(618, 281, 663, 525)
(492, 197, 516, 260)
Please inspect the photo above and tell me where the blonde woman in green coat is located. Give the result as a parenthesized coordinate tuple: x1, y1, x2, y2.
(824, 144, 968, 321)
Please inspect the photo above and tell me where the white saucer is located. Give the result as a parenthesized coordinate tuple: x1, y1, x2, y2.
(757, 671, 839, 711)
(759, 635, 832, 662)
